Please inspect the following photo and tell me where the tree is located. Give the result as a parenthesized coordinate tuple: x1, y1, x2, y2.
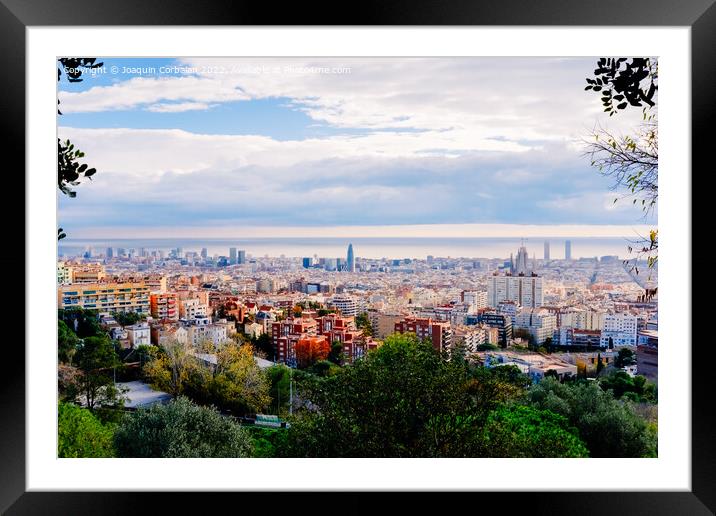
(448, 338, 468, 364)
(58, 402, 115, 457)
(295, 337, 330, 369)
(595, 352, 605, 377)
(113, 397, 253, 458)
(307, 359, 342, 378)
(527, 377, 656, 457)
(112, 311, 144, 327)
(480, 405, 589, 458)
(279, 334, 476, 457)
(143, 339, 197, 398)
(74, 335, 124, 410)
(584, 57, 658, 273)
(209, 342, 271, 415)
(265, 365, 292, 416)
(59, 307, 102, 338)
(599, 371, 657, 403)
(58, 363, 82, 402)
(464, 365, 532, 421)
(251, 332, 274, 361)
(614, 347, 636, 368)
(326, 341, 345, 365)
(355, 312, 373, 337)
(58, 319, 81, 364)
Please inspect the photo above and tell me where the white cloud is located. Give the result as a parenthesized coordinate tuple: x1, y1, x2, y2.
(56, 57, 655, 231)
(58, 57, 644, 143)
(146, 102, 216, 113)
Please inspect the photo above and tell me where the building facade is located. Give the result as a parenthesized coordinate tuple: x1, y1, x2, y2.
(600, 313, 638, 347)
(58, 282, 150, 315)
(488, 274, 543, 309)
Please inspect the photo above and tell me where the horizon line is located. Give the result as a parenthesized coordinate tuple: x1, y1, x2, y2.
(63, 223, 656, 240)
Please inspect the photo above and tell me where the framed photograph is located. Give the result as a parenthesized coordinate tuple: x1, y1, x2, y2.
(4, 0, 710, 513)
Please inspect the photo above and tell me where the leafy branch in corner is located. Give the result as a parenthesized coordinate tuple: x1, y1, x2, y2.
(57, 58, 103, 240)
(585, 57, 657, 116)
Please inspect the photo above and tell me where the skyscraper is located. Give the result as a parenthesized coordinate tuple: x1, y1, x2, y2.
(106, 247, 113, 258)
(229, 247, 237, 264)
(346, 243, 355, 273)
(237, 250, 246, 264)
(544, 241, 550, 261)
(201, 247, 208, 259)
(565, 240, 572, 260)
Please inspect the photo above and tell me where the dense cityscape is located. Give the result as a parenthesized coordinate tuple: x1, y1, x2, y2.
(58, 240, 658, 376)
(56, 56, 659, 459)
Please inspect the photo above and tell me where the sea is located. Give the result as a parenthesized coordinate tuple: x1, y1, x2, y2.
(58, 237, 642, 261)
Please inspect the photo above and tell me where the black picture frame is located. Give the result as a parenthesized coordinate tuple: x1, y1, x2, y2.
(2, 1, 711, 513)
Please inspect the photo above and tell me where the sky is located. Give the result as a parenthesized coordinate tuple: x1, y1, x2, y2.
(57, 57, 657, 238)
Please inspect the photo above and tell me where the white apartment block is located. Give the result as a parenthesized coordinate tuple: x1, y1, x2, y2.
(179, 297, 208, 319)
(329, 295, 358, 317)
(488, 275, 543, 309)
(514, 309, 557, 345)
(560, 309, 605, 331)
(462, 290, 488, 313)
(185, 317, 228, 347)
(600, 313, 638, 347)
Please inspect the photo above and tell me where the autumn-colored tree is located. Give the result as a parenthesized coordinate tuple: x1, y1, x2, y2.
(576, 359, 588, 379)
(209, 342, 271, 415)
(295, 336, 330, 368)
(143, 339, 198, 398)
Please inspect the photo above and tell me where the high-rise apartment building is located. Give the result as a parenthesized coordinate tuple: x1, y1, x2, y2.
(237, 250, 246, 264)
(488, 274, 543, 309)
(229, 247, 237, 264)
(544, 241, 550, 261)
(565, 240, 572, 260)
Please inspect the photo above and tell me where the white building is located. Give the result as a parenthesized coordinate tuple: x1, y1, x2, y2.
(329, 295, 358, 317)
(488, 274, 543, 309)
(560, 309, 605, 331)
(462, 290, 488, 313)
(126, 322, 151, 348)
(184, 317, 228, 347)
(600, 313, 638, 347)
(514, 309, 557, 345)
(244, 322, 264, 339)
(57, 261, 72, 285)
(179, 297, 208, 319)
